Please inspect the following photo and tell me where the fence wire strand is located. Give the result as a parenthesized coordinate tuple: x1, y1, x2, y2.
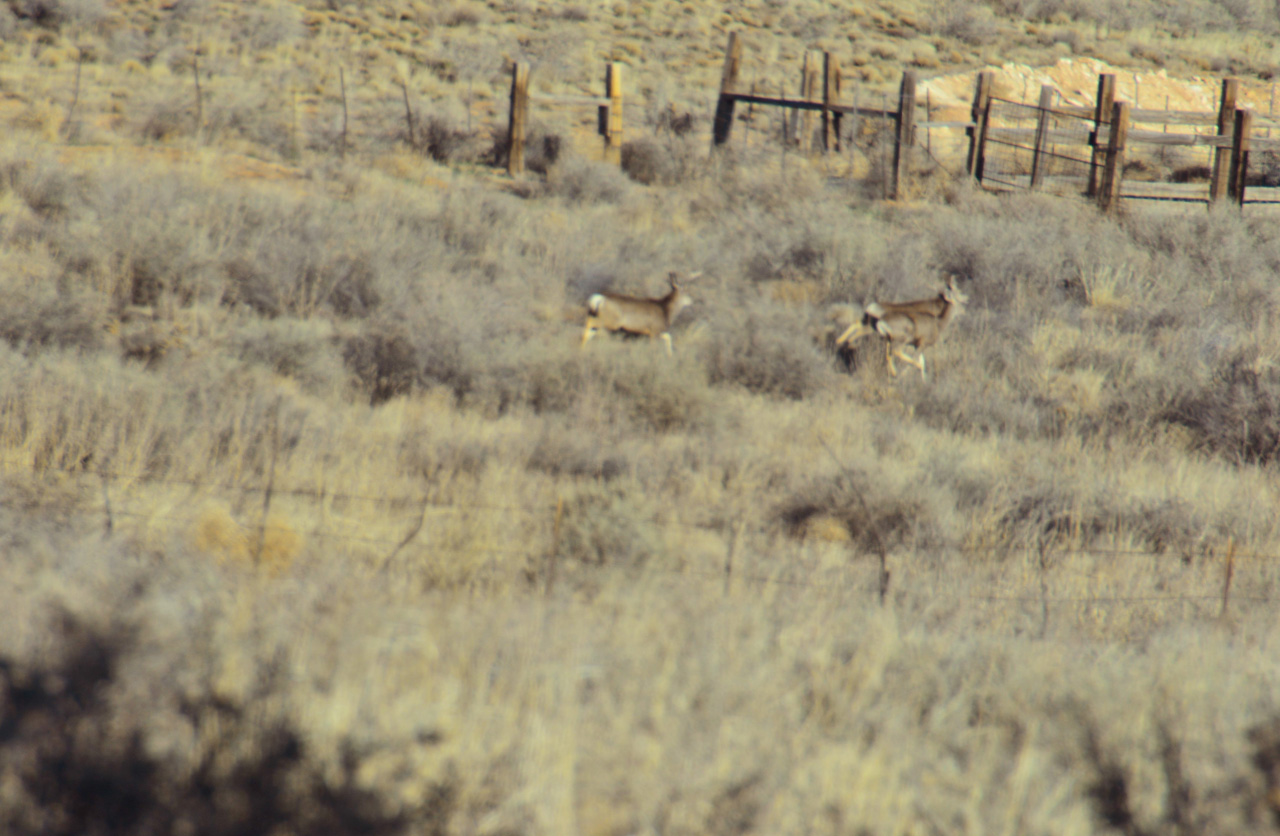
(3, 457, 1276, 613)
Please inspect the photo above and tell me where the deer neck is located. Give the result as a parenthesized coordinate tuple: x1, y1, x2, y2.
(662, 288, 687, 319)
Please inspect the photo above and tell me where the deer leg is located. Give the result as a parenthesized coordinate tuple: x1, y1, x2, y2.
(581, 320, 598, 348)
(893, 347, 926, 379)
(660, 332, 674, 355)
(884, 340, 898, 377)
(836, 321, 870, 345)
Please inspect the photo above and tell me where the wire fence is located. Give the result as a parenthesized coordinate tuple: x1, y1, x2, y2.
(981, 97, 1096, 194)
(6, 456, 1275, 628)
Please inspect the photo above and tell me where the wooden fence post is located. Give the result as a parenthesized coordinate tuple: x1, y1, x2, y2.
(1209, 77, 1239, 203)
(798, 50, 821, 154)
(966, 71, 993, 180)
(1228, 106, 1253, 207)
(507, 62, 529, 175)
(604, 62, 623, 164)
(1098, 100, 1129, 213)
(890, 70, 917, 200)
(823, 51, 841, 152)
(338, 66, 348, 160)
(1029, 84, 1055, 189)
(712, 32, 742, 147)
(1087, 73, 1116, 197)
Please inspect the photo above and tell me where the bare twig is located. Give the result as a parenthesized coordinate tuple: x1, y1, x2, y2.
(339, 67, 349, 159)
(255, 399, 281, 567)
(63, 47, 84, 139)
(400, 76, 415, 148)
(380, 493, 431, 573)
(192, 52, 203, 144)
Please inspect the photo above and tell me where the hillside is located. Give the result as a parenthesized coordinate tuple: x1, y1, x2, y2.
(5, 2, 1280, 835)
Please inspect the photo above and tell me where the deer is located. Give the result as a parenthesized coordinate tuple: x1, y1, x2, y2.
(580, 271, 698, 355)
(835, 276, 968, 380)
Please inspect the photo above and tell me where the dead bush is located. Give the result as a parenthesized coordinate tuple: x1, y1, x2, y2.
(1164, 352, 1280, 466)
(775, 468, 946, 553)
(702, 303, 835, 400)
(545, 157, 632, 204)
(0, 612, 422, 836)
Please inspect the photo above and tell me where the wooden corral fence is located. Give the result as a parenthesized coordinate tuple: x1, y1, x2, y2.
(505, 32, 1280, 213)
(709, 32, 922, 199)
(973, 74, 1280, 210)
(705, 32, 1280, 211)
(506, 61, 624, 175)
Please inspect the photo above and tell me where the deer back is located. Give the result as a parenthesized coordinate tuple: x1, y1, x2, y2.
(590, 288, 681, 336)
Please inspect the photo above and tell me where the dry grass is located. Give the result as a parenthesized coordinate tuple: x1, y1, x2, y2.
(6, 1, 1280, 834)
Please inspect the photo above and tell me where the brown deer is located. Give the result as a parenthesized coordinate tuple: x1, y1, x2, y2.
(580, 272, 697, 355)
(836, 277, 968, 380)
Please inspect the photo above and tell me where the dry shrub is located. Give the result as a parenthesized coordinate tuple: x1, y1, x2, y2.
(775, 468, 948, 553)
(190, 503, 303, 575)
(620, 136, 703, 186)
(526, 424, 629, 481)
(554, 486, 661, 584)
(524, 346, 712, 432)
(8, 0, 107, 28)
(3, 154, 84, 219)
(232, 318, 348, 395)
(702, 302, 835, 400)
(523, 125, 563, 175)
(136, 100, 190, 143)
(545, 157, 632, 204)
(0, 285, 104, 353)
(1164, 352, 1280, 466)
(343, 329, 421, 405)
(419, 114, 477, 163)
(0, 612, 413, 836)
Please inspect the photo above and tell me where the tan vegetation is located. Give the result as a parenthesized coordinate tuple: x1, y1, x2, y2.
(6, 1, 1280, 835)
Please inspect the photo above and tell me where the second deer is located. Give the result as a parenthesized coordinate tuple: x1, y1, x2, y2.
(836, 277, 968, 380)
(581, 272, 697, 355)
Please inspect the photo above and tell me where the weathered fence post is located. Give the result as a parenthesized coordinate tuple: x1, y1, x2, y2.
(338, 66, 349, 160)
(823, 51, 841, 152)
(1209, 77, 1239, 203)
(1086, 73, 1116, 197)
(1098, 100, 1129, 213)
(603, 62, 623, 164)
(1029, 84, 1055, 189)
(1228, 106, 1253, 207)
(507, 62, 529, 175)
(711, 32, 742, 147)
(966, 71, 993, 180)
(890, 70, 917, 199)
(798, 50, 821, 154)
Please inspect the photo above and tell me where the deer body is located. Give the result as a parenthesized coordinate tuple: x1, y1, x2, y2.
(581, 272, 694, 355)
(837, 278, 967, 380)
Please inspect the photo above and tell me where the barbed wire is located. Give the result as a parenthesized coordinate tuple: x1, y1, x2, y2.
(6, 457, 1276, 559)
(4, 457, 1277, 609)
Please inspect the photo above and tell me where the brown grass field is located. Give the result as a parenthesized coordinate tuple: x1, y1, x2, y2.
(7, 1, 1280, 834)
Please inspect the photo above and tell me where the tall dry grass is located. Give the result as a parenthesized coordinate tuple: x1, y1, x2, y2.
(8, 1, 1280, 833)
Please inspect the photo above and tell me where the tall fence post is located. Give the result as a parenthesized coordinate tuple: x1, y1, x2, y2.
(1029, 84, 1056, 189)
(1209, 77, 1239, 203)
(1098, 100, 1129, 213)
(798, 50, 821, 154)
(822, 51, 841, 153)
(711, 32, 742, 147)
(966, 71, 993, 180)
(890, 70, 917, 200)
(1087, 73, 1116, 197)
(603, 62, 623, 164)
(507, 62, 529, 175)
(1228, 106, 1253, 207)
